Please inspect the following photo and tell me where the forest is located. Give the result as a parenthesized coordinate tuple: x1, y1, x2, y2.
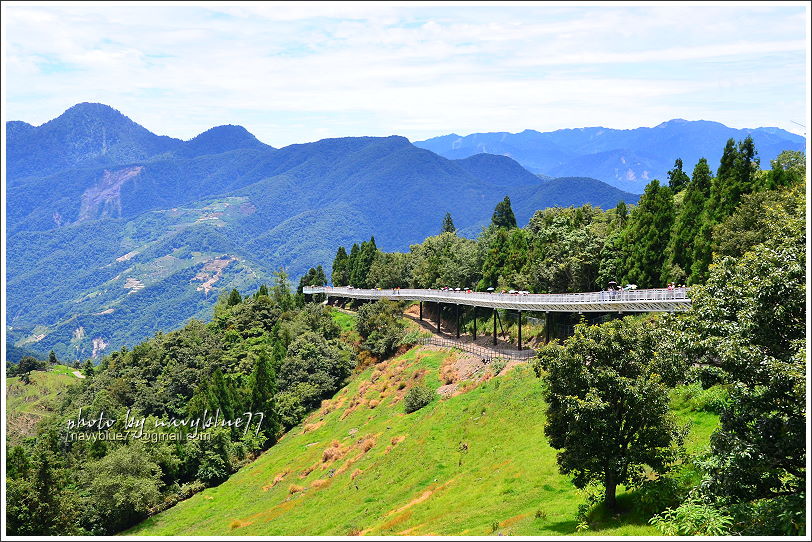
(5, 137, 806, 536)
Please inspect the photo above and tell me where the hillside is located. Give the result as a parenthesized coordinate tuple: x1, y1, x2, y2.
(414, 120, 806, 192)
(129, 326, 718, 536)
(6, 365, 84, 444)
(7, 104, 639, 361)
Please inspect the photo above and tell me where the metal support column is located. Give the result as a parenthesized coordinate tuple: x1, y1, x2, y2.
(518, 311, 522, 351)
(545, 311, 550, 343)
(493, 308, 497, 345)
(455, 304, 460, 339)
(472, 306, 477, 340)
(436, 302, 442, 334)
(419, 301, 423, 321)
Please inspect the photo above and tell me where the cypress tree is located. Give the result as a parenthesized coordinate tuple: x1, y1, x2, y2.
(227, 288, 242, 306)
(250, 348, 279, 441)
(491, 196, 517, 229)
(621, 180, 675, 288)
(347, 243, 360, 286)
(440, 212, 456, 234)
(667, 158, 690, 193)
(669, 158, 712, 282)
(331, 246, 349, 286)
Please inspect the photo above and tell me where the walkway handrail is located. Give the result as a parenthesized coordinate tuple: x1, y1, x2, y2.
(304, 286, 691, 313)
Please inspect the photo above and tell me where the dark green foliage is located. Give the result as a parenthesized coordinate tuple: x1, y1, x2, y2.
(621, 180, 675, 287)
(404, 385, 435, 413)
(48, 350, 58, 364)
(440, 212, 456, 234)
(331, 246, 350, 286)
(227, 288, 242, 306)
(658, 194, 805, 534)
(355, 300, 407, 358)
(666, 158, 690, 192)
(82, 359, 95, 378)
(765, 150, 805, 189)
(491, 195, 517, 229)
(536, 317, 686, 510)
(669, 158, 712, 284)
(410, 232, 481, 289)
(15, 355, 46, 382)
(4, 285, 358, 536)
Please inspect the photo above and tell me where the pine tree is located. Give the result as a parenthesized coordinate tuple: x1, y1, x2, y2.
(667, 158, 690, 193)
(440, 212, 456, 234)
(347, 243, 360, 286)
(491, 195, 517, 229)
(82, 359, 94, 378)
(331, 246, 349, 286)
(669, 158, 712, 282)
(250, 347, 279, 442)
(621, 180, 675, 288)
(256, 284, 270, 298)
(48, 350, 57, 365)
(227, 288, 242, 306)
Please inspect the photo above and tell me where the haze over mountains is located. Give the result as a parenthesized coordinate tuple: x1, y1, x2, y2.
(6, 102, 801, 362)
(415, 121, 805, 193)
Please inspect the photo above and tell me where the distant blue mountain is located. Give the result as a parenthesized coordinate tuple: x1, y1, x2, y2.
(414, 119, 806, 193)
(6, 103, 636, 361)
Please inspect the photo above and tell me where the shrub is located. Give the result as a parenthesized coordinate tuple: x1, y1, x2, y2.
(491, 359, 507, 375)
(404, 385, 434, 413)
(649, 499, 733, 536)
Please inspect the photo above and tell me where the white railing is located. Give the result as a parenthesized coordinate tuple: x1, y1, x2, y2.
(303, 286, 691, 313)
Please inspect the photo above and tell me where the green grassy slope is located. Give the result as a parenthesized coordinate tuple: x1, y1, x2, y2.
(6, 365, 82, 443)
(129, 346, 718, 536)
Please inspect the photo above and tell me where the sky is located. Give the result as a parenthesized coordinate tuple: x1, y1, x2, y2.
(2, 1, 808, 147)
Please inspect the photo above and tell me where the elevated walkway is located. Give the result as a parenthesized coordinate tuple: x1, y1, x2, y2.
(303, 286, 691, 313)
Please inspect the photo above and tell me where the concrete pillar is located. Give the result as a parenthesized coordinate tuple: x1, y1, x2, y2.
(472, 306, 477, 340)
(436, 302, 442, 334)
(455, 304, 460, 339)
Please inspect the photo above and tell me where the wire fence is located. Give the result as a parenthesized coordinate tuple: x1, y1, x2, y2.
(417, 336, 536, 363)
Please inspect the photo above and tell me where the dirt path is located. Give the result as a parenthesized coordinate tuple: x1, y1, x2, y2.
(72, 370, 86, 379)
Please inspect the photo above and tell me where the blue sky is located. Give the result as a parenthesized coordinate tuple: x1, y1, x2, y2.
(2, 2, 808, 147)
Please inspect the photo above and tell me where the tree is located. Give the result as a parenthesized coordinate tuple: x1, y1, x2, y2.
(355, 299, 406, 357)
(249, 347, 280, 442)
(669, 158, 712, 283)
(48, 350, 58, 365)
(621, 180, 675, 287)
(271, 268, 294, 311)
(536, 317, 685, 510)
(661, 200, 805, 526)
(491, 195, 517, 229)
(667, 158, 690, 193)
(17, 355, 45, 383)
(331, 246, 349, 286)
(440, 212, 456, 234)
(766, 150, 805, 189)
(227, 288, 242, 307)
(82, 359, 95, 378)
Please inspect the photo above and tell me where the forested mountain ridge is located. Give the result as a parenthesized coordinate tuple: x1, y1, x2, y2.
(6, 104, 636, 362)
(414, 119, 805, 193)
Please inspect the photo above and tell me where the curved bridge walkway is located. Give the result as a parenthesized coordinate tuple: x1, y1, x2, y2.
(304, 286, 691, 352)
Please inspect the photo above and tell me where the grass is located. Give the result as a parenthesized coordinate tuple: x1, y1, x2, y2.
(128, 346, 719, 536)
(6, 367, 80, 444)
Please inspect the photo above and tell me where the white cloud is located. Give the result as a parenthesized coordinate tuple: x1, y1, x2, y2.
(2, 3, 807, 145)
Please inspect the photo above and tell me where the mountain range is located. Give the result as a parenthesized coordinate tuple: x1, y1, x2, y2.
(6, 103, 640, 361)
(414, 120, 805, 193)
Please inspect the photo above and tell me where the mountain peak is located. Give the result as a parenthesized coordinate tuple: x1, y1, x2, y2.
(176, 124, 271, 157)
